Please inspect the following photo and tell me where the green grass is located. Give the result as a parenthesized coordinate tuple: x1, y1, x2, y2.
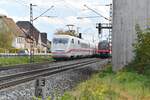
(59, 65, 150, 100)
(0, 55, 53, 66)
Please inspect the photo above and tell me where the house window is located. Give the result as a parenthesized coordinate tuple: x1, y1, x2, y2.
(17, 38, 20, 43)
(17, 37, 23, 43)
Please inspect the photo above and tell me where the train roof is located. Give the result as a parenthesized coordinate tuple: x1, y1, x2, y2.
(53, 34, 77, 38)
(53, 35, 96, 45)
(53, 35, 83, 41)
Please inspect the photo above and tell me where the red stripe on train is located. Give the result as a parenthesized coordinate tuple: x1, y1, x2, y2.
(52, 49, 95, 54)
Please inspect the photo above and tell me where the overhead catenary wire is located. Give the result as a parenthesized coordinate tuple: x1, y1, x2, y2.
(61, 0, 78, 15)
(12, 0, 54, 18)
(84, 4, 110, 21)
(33, 5, 54, 21)
(13, 0, 29, 8)
(77, 16, 100, 19)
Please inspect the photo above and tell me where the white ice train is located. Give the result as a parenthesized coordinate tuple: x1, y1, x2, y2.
(51, 35, 97, 59)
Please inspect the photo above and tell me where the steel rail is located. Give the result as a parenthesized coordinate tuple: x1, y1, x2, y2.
(0, 59, 97, 81)
(0, 58, 99, 90)
(0, 61, 54, 70)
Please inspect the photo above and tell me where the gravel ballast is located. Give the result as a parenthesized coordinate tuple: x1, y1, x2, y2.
(0, 59, 109, 100)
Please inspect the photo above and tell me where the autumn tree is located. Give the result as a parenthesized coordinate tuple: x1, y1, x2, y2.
(0, 16, 21, 49)
(0, 32, 13, 49)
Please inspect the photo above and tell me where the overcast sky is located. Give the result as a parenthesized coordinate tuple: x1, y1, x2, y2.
(0, 0, 112, 42)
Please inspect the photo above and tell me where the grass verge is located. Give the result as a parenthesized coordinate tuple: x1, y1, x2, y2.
(59, 64, 150, 100)
(0, 55, 53, 66)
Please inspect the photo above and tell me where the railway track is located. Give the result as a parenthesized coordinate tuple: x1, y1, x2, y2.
(0, 58, 95, 76)
(0, 58, 100, 90)
(0, 58, 94, 71)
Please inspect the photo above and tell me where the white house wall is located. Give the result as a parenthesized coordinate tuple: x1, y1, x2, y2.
(12, 37, 25, 49)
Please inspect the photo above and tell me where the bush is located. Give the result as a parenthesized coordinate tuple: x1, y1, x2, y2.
(0, 48, 5, 53)
(99, 65, 114, 78)
(116, 71, 146, 83)
(133, 24, 150, 73)
(9, 48, 20, 53)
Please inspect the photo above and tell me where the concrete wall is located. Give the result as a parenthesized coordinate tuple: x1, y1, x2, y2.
(112, 0, 150, 71)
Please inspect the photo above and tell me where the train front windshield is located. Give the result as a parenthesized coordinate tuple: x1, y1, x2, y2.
(53, 38, 69, 44)
(52, 38, 69, 51)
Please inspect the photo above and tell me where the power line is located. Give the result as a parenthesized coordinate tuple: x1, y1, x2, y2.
(33, 6, 54, 21)
(14, 0, 29, 8)
(61, 0, 78, 14)
(84, 4, 110, 21)
(12, 0, 49, 13)
(77, 16, 100, 19)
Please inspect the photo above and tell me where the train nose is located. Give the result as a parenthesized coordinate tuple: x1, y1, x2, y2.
(52, 50, 68, 58)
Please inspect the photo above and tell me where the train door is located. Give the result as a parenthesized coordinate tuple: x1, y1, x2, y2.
(70, 38, 75, 58)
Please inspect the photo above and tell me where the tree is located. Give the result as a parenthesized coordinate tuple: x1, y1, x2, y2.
(0, 16, 21, 49)
(0, 32, 14, 49)
(133, 24, 150, 73)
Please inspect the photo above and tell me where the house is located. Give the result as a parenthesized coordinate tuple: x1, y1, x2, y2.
(38, 32, 47, 53)
(47, 40, 51, 53)
(16, 21, 48, 54)
(17, 21, 40, 53)
(0, 15, 49, 54)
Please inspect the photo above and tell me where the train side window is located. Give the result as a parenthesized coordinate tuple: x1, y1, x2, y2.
(78, 40, 80, 44)
(71, 39, 74, 44)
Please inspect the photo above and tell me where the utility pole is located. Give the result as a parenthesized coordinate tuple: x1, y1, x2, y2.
(30, 4, 34, 24)
(108, 4, 113, 55)
(29, 4, 54, 63)
(30, 3, 37, 63)
(30, 4, 54, 99)
(30, 3, 32, 63)
(30, 4, 34, 63)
